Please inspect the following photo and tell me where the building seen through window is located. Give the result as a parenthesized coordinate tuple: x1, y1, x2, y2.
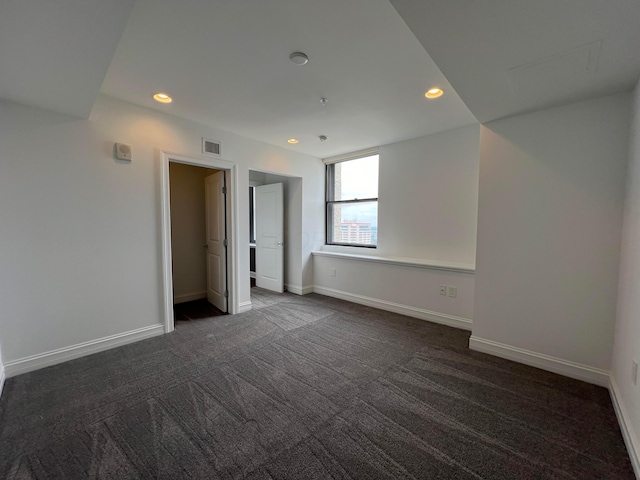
(325, 152, 379, 247)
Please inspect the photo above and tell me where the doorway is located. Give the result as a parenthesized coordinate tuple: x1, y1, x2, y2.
(248, 170, 301, 295)
(161, 152, 238, 333)
(168, 163, 227, 322)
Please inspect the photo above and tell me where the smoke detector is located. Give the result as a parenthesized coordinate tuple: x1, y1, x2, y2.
(289, 52, 309, 65)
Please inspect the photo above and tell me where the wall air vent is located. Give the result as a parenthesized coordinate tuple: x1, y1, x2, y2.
(202, 138, 221, 156)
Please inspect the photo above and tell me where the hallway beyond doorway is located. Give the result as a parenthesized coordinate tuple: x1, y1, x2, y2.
(173, 299, 226, 325)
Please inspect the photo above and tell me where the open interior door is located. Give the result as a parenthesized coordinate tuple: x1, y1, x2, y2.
(255, 183, 284, 293)
(205, 171, 228, 312)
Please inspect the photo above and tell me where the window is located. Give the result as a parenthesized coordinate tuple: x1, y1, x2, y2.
(325, 150, 379, 247)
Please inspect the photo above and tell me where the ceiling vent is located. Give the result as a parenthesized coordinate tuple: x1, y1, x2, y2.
(202, 138, 221, 156)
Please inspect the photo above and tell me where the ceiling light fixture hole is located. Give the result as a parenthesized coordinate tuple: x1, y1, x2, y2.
(153, 92, 173, 103)
(425, 88, 444, 99)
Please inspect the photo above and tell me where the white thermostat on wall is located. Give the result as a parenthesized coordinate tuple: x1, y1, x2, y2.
(115, 143, 132, 161)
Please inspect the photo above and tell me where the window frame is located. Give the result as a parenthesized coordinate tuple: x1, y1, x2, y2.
(324, 149, 379, 248)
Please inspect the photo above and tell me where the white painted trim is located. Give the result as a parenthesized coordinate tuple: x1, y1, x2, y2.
(227, 165, 240, 315)
(469, 336, 610, 387)
(160, 153, 174, 333)
(3, 325, 165, 378)
(173, 291, 207, 304)
(609, 377, 640, 477)
(323, 146, 380, 165)
(312, 250, 475, 274)
(285, 284, 314, 295)
(161, 151, 240, 335)
(238, 300, 252, 313)
(313, 285, 472, 330)
(0, 362, 5, 399)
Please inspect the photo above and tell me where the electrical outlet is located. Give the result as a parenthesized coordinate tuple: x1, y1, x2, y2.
(439, 285, 447, 295)
(331, 268, 336, 277)
(447, 286, 457, 298)
(633, 360, 638, 386)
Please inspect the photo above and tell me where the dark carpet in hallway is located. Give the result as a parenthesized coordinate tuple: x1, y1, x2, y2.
(173, 298, 227, 322)
(0, 289, 634, 478)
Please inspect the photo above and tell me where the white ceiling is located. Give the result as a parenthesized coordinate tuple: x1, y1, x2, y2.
(390, 0, 640, 123)
(0, 0, 135, 118)
(100, 0, 477, 158)
(1, 1, 639, 156)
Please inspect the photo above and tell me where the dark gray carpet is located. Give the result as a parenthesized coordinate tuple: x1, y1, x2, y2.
(0, 289, 634, 479)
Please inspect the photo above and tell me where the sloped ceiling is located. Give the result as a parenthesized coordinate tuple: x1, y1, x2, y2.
(0, 0, 136, 118)
(1, 0, 639, 155)
(390, 0, 640, 123)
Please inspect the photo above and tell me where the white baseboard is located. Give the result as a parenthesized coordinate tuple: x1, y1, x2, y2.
(469, 335, 610, 387)
(285, 284, 314, 295)
(238, 300, 252, 313)
(312, 285, 472, 331)
(173, 291, 207, 304)
(610, 377, 640, 477)
(3, 324, 165, 378)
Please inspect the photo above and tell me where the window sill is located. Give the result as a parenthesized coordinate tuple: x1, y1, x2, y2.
(311, 250, 475, 274)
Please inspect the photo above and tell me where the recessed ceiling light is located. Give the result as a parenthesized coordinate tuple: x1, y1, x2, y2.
(289, 52, 309, 65)
(153, 92, 172, 103)
(425, 88, 444, 99)
(288, 138, 299, 144)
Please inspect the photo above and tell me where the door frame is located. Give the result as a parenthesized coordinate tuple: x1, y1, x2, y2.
(160, 150, 239, 333)
(255, 182, 284, 293)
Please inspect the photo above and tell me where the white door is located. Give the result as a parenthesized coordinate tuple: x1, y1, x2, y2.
(205, 171, 228, 312)
(255, 183, 284, 292)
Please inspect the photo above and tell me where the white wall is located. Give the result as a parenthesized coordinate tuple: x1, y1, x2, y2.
(0, 95, 324, 370)
(249, 170, 267, 185)
(314, 255, 474, 329)
(378, 124, 480, 264)
(314, 125, 480, 325)
(324, 124, 480, 265)
(611, 79, 640, 472)
(472, 93, 631, 382)
(168, 163, 213, 302)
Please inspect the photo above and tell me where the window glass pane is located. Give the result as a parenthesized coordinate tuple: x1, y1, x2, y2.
(332, 155, 378, 201)
(328, 201, 378, 246)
